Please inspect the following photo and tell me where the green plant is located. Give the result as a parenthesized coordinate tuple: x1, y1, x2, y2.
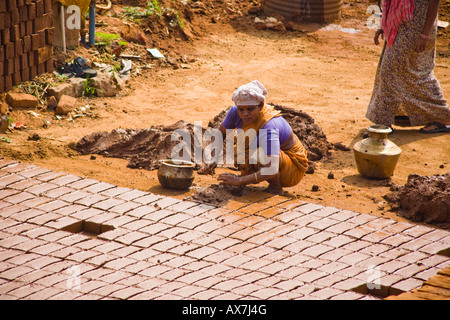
(122, 6, 146, 21)
(146, 0, 163, 17)
(83, 76, 96, 97)
(122, 0, 165, 21)
(95, 32, 121, 45)
(174, 10, 186, 29)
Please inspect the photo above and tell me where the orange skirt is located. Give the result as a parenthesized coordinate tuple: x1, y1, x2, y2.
(278, 135, 308, 187)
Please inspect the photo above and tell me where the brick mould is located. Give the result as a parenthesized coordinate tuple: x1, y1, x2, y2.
(0, 0, 54, 93)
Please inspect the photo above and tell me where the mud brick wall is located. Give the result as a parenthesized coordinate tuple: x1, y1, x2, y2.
(0, 0, 55, 93)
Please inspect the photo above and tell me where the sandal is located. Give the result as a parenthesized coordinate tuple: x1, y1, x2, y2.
(61, 57, 97, 78)
(419, 122, 450, 134)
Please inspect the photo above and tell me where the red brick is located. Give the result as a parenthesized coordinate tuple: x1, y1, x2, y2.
(6, 0, 15, 11)
(6, 92, 39, 108)
(0, 77, 5, 93)
(15, 40, 23, 56)
(36, 45, 53, 64)
(14, 56, 20, 73)
(35, 0, 44, 17)
(5, 44, 14, 60)
(28, 3, 36, 20)
(43, 0, 52, 13)
(11, 7, 19, 26)
(34, 15, 43, 32)
(46, 27, 54, 45)
(37, 30, 46, 48)
(29, 64, 37, 79)
(0, 1, 6, 13)
(0, 47, 4, 62)
(22, 35, 31, 53)
(3, 12, 11, 29)
(24, 20, 32, 37)
(20, 54, 28, 70)
(4, 75, 13, 91)
(37, 62, 45, 75)
(31, 33, 39, 50)
(19, 5, 28, 22)
(0, 13, 5, 30)
(27, 51, 34, 66)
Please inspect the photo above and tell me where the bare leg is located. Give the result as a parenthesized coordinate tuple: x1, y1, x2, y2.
(264, 172, 284, 195)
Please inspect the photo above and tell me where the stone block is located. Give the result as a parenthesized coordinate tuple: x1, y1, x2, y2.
(47, 78, 85, 101)
(91, 73, 118, 97)
(6, 92, 39, 109)
(55, 94, 77, 115)
(0, 115, 9, 133)
(0, 102, 9, 114)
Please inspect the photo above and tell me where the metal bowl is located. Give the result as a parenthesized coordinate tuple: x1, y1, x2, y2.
(157, 159, 195, 190)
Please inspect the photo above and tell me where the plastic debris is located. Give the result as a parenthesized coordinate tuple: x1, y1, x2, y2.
(438, 20, 449, 29)
(322, 24, 361, 34)
(147, 48, 165, 59)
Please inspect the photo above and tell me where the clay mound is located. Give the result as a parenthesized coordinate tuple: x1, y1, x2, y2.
(384, 174, 450, 224)
(209, 103, 332, 162)
(76, 121, 196, 170)
(186, 184, 251, 207)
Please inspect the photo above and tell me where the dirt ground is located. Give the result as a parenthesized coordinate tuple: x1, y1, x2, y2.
(1, 1, 449, 228)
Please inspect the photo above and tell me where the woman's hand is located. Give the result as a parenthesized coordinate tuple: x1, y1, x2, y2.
(374, 29, 384, 45)
(414, 37, 428, 52)
(198, 162, 217, 175)
(218, 173, 243, 186)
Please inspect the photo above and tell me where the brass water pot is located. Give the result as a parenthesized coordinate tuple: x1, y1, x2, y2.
(353, 125, 401, 179)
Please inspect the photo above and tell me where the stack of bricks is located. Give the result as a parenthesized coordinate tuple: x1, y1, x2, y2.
(0, 0, 55, 93)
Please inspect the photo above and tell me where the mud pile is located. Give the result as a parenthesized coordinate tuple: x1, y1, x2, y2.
(384, 174, 450, 224)
(186, 184, 251, 207)
(76, 120, 197, 170)
(76, 105, 332, 172)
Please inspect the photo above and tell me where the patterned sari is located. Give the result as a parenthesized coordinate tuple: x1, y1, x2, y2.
(366, 0, 450, 126)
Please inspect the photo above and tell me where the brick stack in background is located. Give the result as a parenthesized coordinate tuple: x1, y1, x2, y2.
(0, 0, 55, 93)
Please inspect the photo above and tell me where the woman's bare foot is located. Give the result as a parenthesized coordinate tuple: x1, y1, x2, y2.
(419, 122, 450, 133)
(264, 185, 284, 195)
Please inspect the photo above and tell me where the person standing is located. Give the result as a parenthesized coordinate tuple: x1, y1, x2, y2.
(366, 0, 450, 133)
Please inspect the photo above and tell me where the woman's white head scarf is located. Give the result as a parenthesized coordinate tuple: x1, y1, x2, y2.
(232, 80, 268, 106)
